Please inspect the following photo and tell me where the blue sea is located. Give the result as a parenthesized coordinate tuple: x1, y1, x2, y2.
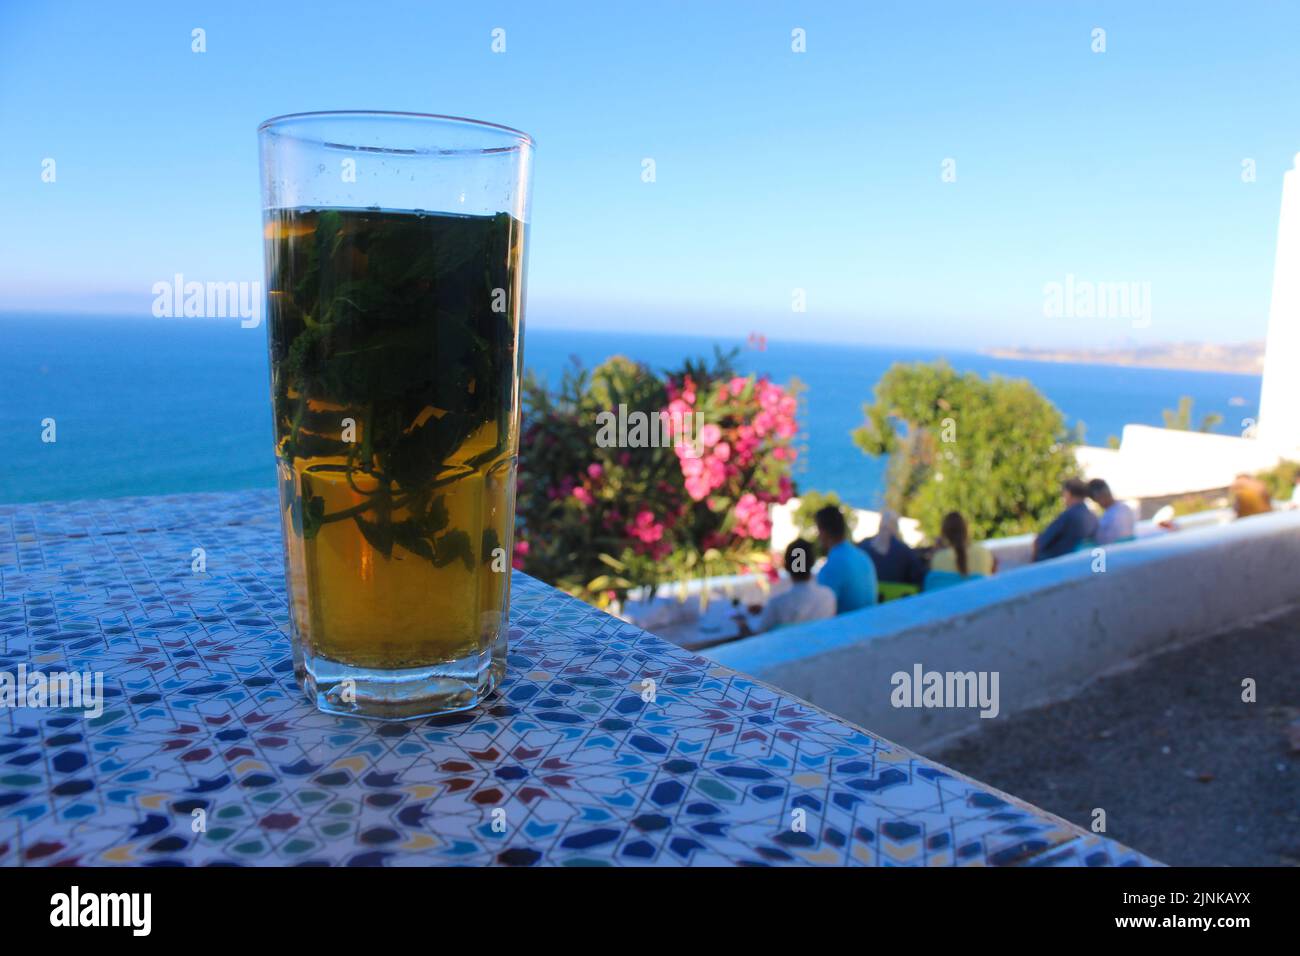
(0, 313, 1263, 508)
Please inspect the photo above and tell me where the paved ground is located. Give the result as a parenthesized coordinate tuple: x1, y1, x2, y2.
(933, 605, 1300, 867)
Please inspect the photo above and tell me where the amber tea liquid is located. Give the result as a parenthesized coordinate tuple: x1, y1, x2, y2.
(263, 207, 524, 715)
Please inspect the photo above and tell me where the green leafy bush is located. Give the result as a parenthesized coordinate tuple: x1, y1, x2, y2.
(1252, 459, 1300, 501)
(852, 361, 1077, 541)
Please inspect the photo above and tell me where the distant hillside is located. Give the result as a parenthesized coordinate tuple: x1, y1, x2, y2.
(984, 341, 1264, 374)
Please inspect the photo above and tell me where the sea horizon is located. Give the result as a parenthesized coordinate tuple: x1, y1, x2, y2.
(0, 306, 1270, 364)
(0, 310, 1264, 510)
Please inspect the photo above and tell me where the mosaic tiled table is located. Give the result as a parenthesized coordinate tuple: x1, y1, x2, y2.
(0, 490, 1156, 866)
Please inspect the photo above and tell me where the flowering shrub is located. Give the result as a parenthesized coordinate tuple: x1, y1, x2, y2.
(514, 350, 801, 609)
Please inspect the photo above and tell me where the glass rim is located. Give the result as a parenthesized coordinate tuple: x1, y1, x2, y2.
(257, 110, 535, 153)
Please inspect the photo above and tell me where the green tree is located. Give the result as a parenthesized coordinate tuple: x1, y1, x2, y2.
(1162, 395, 1222, 433)
(852, 361, 1078, 540)
(1252, 458, 1300, 500)
(515, 356, 677, 605)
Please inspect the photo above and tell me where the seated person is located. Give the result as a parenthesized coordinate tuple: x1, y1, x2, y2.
(1230, 473, 1272, 518)
(1032, 478, 1099, 561)
(815, 505, 879, 612)
(859, 509, 925, 586)
(1087, 478, 1135, 544)
(929, 511, 995, 578)
(755, 539, 837, 632)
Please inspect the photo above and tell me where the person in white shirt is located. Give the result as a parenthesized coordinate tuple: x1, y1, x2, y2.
(1088, 478, 1136, 545)
(756, 539, 837, 633)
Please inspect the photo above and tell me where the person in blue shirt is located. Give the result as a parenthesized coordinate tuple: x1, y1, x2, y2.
(814, 505, 879, 612)
(1033, 478, 1100, 561)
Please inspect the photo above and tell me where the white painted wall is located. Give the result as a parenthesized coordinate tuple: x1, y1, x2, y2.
(706, 509, 1300, 751)
(1077, 425, 1282, 502)
(1258, 153, 1300, 455)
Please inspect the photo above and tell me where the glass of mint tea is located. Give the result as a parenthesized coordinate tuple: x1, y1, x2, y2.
(257, 112, 533, 718)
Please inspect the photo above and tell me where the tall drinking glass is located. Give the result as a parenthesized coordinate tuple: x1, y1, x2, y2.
(257, 112, 533, 719)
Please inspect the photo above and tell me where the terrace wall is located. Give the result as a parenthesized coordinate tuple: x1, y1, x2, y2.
(707, 509, 1300, 751)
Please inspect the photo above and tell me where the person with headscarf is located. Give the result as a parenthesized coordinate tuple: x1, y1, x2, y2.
(858, 509, 924, 586)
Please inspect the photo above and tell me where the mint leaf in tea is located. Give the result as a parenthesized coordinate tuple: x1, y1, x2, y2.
(264, 207, 524, 670)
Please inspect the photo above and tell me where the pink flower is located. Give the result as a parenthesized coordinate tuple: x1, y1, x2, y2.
(668, 375, 697, 407)
(572, 486, 593, 506)
(699, 423, 722, 447)
(704, 457, 726, 488)
(733, 492, 772, 540)
(637, 523, 663, 543)
(759, 383, 783, 410)
(685, 475, 712, 501)
(586, 463, 604, 481)
(627, 510, 667, 550)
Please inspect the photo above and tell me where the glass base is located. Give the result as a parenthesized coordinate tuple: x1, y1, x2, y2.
(300, 645, 502, 721)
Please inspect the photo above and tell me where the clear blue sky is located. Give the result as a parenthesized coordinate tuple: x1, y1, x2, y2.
(2, 0, 1298, 349)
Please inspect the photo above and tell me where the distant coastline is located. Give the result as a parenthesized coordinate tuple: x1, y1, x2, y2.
(983, 341, 1264, 375)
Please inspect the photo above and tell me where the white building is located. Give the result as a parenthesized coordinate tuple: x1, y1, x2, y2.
(1257, 153, 1300, 454)
(1076, 152, 1300, 513)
